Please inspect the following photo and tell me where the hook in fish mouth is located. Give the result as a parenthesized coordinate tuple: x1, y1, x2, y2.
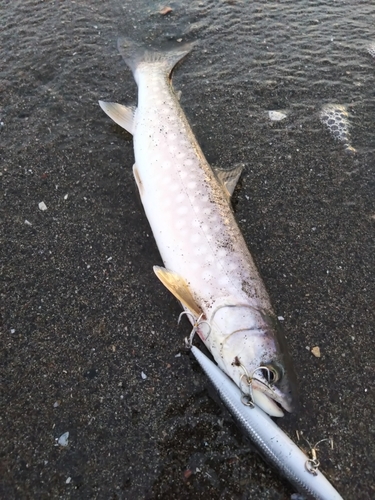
(234, 359, 286, 417)
(178, 307, 295, 416)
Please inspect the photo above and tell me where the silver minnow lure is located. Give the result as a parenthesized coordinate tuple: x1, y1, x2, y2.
(191, 346, 344, 500)
(99, 38, 298, 416)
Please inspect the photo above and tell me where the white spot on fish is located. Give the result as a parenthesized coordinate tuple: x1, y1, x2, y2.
(162, 175, 172, 185)
(228, 262, 238, 271)
(184, 159, 194, 166)
(217, 248, 227, 258)
(169, 145, 177, 154)
(187, 181, 197, 190)
(191, 233, 201, 243)
(194, 246, 208, 256)
(203, 207, 212, 216)
(176, 151, 186, 159)
(218, 275, 231, 286)
(176, 193, 185, 203)
(202, 270, 213, 281)
(177, 206, 189, 215)
(176, 219, 187, 229)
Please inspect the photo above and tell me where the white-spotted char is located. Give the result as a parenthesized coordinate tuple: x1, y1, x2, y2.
(99, 38, 298, 416)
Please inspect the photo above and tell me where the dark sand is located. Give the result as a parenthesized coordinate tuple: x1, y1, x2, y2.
(1, 1, 374, 498)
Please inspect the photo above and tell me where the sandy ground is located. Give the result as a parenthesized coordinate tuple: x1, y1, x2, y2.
(1, 1, 374, 499)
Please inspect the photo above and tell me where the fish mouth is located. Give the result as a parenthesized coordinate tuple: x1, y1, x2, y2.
(250, 377, 295, 417)
(251, 386, 285, 417)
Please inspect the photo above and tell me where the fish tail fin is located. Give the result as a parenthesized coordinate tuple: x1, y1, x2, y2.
(117, 38, 193, 77)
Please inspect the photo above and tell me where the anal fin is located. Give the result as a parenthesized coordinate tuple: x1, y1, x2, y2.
(153, 266, 202, 317)
(99, 101, 136, 135)
(214, 164, 244, 199)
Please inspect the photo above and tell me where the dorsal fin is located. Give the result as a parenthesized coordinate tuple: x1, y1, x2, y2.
(98, 101, 136, 134)
(214, 164, 244, 199)
(153, 266, 202, 317)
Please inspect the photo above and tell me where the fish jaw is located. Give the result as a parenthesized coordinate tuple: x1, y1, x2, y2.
(197, 302, 298, 415)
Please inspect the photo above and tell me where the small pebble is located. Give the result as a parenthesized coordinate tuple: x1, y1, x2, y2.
(141, 371, 147, 380)
(268, 110, 287, 121)
(160, 6, 172, 15)
(58, 431, 69, 447)
(311, 346, 321, 358)
(38, 201, 47, 211)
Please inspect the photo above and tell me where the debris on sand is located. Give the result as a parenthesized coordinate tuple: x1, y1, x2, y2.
(160, 6, 172, 15)
(311, 346, 321, 358)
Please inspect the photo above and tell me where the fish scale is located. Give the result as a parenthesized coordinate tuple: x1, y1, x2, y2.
(99, 38, 298, 417)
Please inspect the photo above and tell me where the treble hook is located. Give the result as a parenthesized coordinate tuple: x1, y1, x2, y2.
(239, 366, 255, 407)
(235, 362, 275, 408)
(296, 431, 334, 475)
(178, 311, 211, 347)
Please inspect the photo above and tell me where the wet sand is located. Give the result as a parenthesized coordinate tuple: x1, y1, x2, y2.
(1, 1, 374, 498)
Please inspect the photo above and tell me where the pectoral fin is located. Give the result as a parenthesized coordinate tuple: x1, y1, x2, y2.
(214, 164, 244, 199)
(153, 266, 202, 317)
(99, 101, 136, 134)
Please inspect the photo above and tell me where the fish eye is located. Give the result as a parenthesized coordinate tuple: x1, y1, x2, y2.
(261, 364, 282, 384)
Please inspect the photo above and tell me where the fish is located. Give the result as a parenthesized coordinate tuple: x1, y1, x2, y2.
(191, 346, 344, 500)
(99, 38, 298, 417)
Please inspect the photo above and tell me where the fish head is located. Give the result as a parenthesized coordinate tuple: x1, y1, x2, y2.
(207, 304, 298, 417)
